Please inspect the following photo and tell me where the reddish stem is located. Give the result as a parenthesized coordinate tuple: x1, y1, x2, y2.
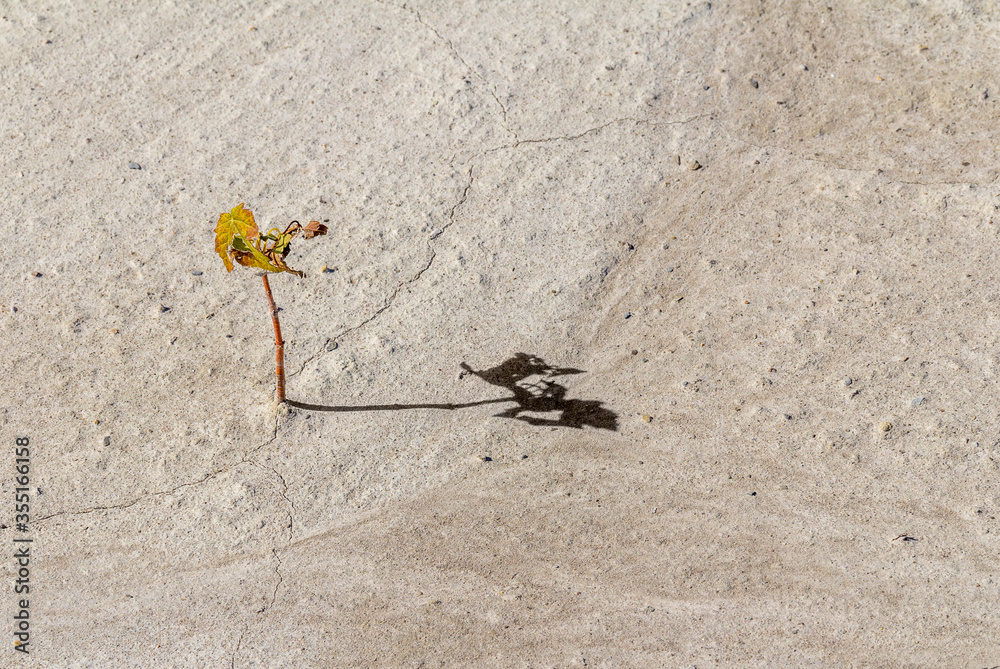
(262, 274, 285, 403)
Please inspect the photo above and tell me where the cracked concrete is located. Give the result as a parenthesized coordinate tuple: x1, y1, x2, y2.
(396, 1, 516, 139)
(35, 407, 283, 521)
(3, 0, 1000, 666)
(230, 624, 248, 669)
(488, 112, 717, 151)
(290, 165, 474, 379)
(264, 548, 284, 614)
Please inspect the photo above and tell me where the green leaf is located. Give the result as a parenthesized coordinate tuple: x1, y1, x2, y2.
(272, 233, 293, 255)
(230, 235, 254, 254)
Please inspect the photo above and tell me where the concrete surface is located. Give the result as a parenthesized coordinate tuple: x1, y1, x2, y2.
(2, 0, 1000, 666)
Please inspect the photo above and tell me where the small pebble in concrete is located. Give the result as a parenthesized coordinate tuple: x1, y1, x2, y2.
(843, 377, 853, 386)
(326, 341, 338, 351)
(749, 77, 759, 88)
(191, 270, 202, 276)
(687, 160, 702, 171)
(881, 421, 892, 432)
(911, 396, 924, 407)
(665, 266, 674, 272)
(103, 436, 111, 446)
(128, 161, 141, 169)
(480, 456, 492, 462)
(641, 414, 653, 423)
(624, 312, 632, 319)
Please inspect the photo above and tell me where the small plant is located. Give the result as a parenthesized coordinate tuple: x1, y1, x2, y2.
(214, 203, 327, 403)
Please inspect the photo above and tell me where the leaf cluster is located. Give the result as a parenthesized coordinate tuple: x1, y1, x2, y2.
(214, 203, 328, 277)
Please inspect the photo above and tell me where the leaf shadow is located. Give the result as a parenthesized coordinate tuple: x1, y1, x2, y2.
(288, 352, 618, 431)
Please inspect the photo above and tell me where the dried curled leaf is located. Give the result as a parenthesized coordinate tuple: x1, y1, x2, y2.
(303, 220, 328, 239)
(214, 206, 328, 277)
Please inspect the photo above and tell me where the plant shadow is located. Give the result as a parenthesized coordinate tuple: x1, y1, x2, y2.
(288, 352, 618, 431)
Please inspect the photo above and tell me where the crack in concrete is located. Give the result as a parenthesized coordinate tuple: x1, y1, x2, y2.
(266, 463, 296, 540)
(291, 165, 475, 377)
(259, 547, 284, 614)
(878, 173, 1000, 187)
(737, 137, 1000, 187)
(35, 411, 283, 522)
(397, 2, 516, 139)
(34, 466, 236, 521)
(289, 112, 711, 378)
(230, 623, 247, 669)
(485, 112, 717, 154)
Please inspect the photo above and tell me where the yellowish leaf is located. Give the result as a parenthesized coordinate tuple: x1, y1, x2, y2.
(214, 203, 259, 272)
(214, 205, 325, 276)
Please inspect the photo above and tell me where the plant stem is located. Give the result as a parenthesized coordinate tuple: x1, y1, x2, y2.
(262, 274, 285, 403)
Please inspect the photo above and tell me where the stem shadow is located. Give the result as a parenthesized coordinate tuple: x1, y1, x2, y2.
(288, 352, 618, 431)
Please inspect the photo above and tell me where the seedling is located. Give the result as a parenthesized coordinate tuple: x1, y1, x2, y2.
(214, 203, 327, 403)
